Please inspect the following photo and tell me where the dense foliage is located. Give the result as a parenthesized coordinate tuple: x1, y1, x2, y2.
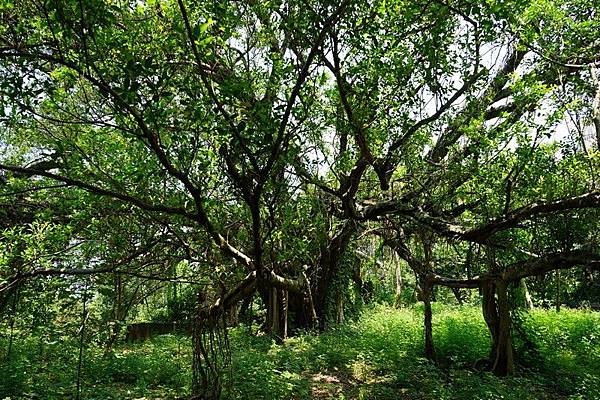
(2, 305, 600, 399)
(1, 0, 599, 398)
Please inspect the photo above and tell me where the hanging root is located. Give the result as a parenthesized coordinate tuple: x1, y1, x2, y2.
(191, 305, 231, 400)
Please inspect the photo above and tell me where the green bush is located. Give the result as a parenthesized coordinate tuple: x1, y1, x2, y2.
(1, 306, 598, 399)
(433, 305, 490, 366)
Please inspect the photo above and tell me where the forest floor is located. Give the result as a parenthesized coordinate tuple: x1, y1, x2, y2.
(1, 304, 599, 399)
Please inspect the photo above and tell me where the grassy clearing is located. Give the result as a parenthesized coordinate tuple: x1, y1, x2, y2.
(1, 305, 599, 399)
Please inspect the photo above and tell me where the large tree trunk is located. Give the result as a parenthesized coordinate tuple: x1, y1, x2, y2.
(312, 221, 356, 329)
(481, 280, 514, 376)
(264, 287, 290, 341)
(255, 222, 356, 335)
(418, 279, 436, 361)
(493, 280, 514, 375)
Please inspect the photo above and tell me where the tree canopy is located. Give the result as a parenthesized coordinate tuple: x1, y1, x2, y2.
(1, 0, 599, 397)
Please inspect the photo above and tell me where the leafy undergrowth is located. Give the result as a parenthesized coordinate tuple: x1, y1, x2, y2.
(1, 305, 599, 399)
(0, 333, 192, 399)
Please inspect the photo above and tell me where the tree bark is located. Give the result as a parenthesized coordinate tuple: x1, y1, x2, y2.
(267, 287, 280, 338)
(419, 279, 436, 361)
(312, 221, 356, 329)
(482, 279, 514, 376)
(492, 280, 514, 375)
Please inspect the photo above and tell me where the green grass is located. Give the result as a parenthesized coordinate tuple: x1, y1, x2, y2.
(0, 333, 192, 399)
(1, 305, 599, 399)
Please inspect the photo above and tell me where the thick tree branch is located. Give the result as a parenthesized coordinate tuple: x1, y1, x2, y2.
(426, 251, 599, 289)
(501, 250, 600, 281)
(463, 191, 600, 241)
(0, 164, 196, 219)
